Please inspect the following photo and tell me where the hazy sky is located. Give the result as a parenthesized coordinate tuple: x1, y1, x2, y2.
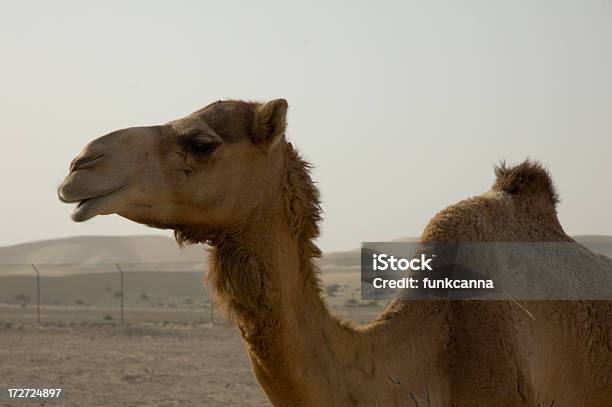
(1, 0, 610, 252)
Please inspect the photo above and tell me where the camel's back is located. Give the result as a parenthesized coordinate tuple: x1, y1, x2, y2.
(384, 162, 612, 406)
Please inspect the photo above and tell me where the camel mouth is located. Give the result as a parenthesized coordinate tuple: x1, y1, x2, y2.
(68, 186, 126, 222)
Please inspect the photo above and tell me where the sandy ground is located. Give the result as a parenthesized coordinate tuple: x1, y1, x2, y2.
(0, 301, 386, 407)
(0, 268, 389, 407)
(0, 322, 269, 407)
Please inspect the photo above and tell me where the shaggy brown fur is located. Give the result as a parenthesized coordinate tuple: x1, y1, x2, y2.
(492, 159, 560, 205)
(58, 99, 612, 406)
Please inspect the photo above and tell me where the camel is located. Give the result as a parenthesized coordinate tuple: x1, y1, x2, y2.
(58, 99, 612, 406)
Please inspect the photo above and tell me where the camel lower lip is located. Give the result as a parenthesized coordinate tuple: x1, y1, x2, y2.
(71, 187, 124, 222)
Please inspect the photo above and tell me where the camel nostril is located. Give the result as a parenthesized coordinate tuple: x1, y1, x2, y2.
(70, 154, 106, 172)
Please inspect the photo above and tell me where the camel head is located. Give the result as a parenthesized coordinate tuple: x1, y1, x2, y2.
(58, 99, 289, 238)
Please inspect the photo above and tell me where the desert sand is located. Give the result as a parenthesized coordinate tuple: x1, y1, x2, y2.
(0, 321, 268, 407)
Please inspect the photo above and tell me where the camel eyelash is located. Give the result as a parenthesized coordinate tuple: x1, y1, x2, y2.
(187, 140, 219, 156)
(178, 132, 220, 157)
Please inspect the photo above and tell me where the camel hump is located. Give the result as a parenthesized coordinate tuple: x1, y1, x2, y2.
(491, 160, 559, 205)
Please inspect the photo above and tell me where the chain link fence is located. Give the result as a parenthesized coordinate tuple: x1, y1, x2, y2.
(0, 262, 219, 324)
(0, 262, 386, 325)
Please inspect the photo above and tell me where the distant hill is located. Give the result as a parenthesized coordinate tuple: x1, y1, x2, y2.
(0, 234, 610, 273)
(573, 235, 612, 259)
(0, 235, 207, 265)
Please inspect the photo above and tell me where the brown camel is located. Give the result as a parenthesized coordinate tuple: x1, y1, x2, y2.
(58, 99, 611, 406)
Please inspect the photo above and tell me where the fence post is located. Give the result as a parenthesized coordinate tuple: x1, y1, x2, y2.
(115, 263, 124, 324)
(31, 264, 40, 325)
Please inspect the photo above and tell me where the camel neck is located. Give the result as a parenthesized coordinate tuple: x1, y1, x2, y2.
(208, 217, 326, 320)
(205, 143, 329, 332)
(205, 144, 351, 404)
(207, 216, 345, 404)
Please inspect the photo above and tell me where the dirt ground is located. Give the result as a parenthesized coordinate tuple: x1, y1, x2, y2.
(0, 322, 269, 407)
(0, 271, 387, 407)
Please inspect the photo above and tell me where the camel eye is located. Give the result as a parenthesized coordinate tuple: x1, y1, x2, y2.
(189, 141, 219, 156)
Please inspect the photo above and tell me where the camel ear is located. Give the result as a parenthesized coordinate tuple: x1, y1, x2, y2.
(253, 99, 288, 151)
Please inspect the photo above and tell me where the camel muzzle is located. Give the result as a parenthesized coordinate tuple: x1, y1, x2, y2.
(59, 148, 128, 222)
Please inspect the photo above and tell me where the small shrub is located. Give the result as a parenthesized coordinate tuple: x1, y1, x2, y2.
(103, 315, 113, 321)
(345, 298, 358, 307)
(326, 284, 341, 297)
(14, 294, 30, 303)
